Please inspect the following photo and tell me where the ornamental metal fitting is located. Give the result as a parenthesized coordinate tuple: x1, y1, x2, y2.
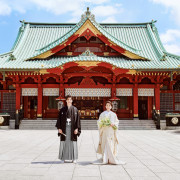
(81, 7, 95, 22)
(160, 54, 167, 61)
(151, 19, 157, 32)
(80, 48, 96, 57)
(9, 54, 16, 61)
(20, 20, 25, 32)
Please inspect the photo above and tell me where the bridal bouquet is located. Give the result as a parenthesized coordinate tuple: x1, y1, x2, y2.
(98, 117, 117, 130)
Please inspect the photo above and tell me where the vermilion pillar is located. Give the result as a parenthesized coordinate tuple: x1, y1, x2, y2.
(60, 83, 65, 106)
(16, 83, 21, 110)
(60, 84, 65, 97)
(155, 83, 160, 111)
(2, 81, 7, 90)
(111, 85, 116, 97)
(37, 83, 42, 118)
(133, 83, 138, 119)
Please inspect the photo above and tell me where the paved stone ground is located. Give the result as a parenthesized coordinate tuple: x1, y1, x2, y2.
(0, 130, 180, 180)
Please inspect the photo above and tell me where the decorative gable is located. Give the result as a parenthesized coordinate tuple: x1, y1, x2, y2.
(29, 8, 147, 61)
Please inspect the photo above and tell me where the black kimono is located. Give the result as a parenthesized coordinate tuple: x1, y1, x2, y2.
(55, 105, 81, 141)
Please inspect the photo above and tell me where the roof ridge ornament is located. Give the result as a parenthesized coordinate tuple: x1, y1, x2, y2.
(20, 19, 25, 32)
(151, 19, 157, 32)
(160, 54, 167, 61)
(80, 48, 97, 57)
(81, 7, 95, 22)
(9, 53, 16, 61)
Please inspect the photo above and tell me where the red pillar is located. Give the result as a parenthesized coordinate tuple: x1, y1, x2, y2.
(37, 83, 42, 118)
(60, 85, 65, 97)
(155, 83, 160, 111)
(16, 83, 21, 110)
(111, 85, 116, 98)
(103, 97, 107, 111)
(148, 96, 152, 119)
(60, 83, 65, 105)
(2, 81, 7, 90)
(133, 83, 138, 119)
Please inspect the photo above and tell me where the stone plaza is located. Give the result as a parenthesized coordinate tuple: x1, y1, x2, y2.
(0, 129, 180, 180)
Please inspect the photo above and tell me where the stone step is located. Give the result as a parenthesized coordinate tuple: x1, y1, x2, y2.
(19, 119, 156, 130)
(20, 121, 155, 124)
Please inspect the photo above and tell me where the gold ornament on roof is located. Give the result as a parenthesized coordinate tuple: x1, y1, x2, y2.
(81, 7, 95, 22)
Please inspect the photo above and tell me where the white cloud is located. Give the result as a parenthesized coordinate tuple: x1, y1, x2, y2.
(83, 0, 109, 4)
(0, 0, 124, 24)
(164, 44, 180, 55)
(92, 5, 120, 17)
(160, 29, 180, 55)
(160, 29, 180, 43)
(101, 16, 118, 23)
(30, 0, 83, 15)
(0, 1, 11, 15)
(150, 0, 180, 25)
(0, 0, 113, 16)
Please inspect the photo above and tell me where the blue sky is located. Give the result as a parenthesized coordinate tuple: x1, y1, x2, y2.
(0, 0, 180, 55)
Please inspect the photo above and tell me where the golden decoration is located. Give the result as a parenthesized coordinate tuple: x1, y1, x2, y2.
(126, 70, 136, 74)
(39, 69, 49, 74)
(134, 114, 138, 117)
(75, 19, 101, 36)
(37, 114, 42, 117)
(77, 61, 99, 67)
(67, 52, 73, 56)
(104, 52, 109, 56)
(33, 50, 54, 59)
(123, 50, 144, 60)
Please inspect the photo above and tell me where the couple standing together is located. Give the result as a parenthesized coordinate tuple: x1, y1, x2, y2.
(55, 95, 125, 165)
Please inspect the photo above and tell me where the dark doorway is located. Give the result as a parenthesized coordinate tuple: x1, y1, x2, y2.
(73, 97, 103, 119)
(138, 97, 148, 119)
(23, 96, 37, 119)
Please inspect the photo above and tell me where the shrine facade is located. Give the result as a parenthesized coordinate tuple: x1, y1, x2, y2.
(0, 8, 180, 120)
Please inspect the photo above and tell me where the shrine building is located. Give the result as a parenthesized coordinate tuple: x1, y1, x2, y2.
(0, 8, 180, 122)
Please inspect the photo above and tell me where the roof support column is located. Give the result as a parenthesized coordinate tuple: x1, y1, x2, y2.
(111, 84, 116, 98)
(133, 83, 139, 119)
(15, 83, 21, 110)
(60, 75, 65, 102)
(155, 83, 160, 111)
(37, 83, 42, 119)
(2, 72, 7, 89)
(60, 84, 65, 98)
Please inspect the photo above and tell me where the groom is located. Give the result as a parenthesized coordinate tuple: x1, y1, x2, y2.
(56, 95, 81, 163)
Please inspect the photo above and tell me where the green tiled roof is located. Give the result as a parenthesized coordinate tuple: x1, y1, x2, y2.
(0, 50, 179, 70)
(0, 9, 180, 71)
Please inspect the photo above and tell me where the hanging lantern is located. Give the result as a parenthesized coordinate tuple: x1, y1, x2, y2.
(56, 91, 66, 110)
(56, 96, 66, 101)
(109, 96, 120, 101)
(109, 92, 120, 112)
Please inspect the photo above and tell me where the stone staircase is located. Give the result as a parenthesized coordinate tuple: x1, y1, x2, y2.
(118, 120, 156, 130)
(19, 119, 156, 130)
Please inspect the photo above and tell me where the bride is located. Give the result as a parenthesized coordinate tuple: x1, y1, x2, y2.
(96, 101, 126, 165)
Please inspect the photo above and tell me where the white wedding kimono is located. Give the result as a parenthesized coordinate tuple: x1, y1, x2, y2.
(96, 110, 125, 165)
